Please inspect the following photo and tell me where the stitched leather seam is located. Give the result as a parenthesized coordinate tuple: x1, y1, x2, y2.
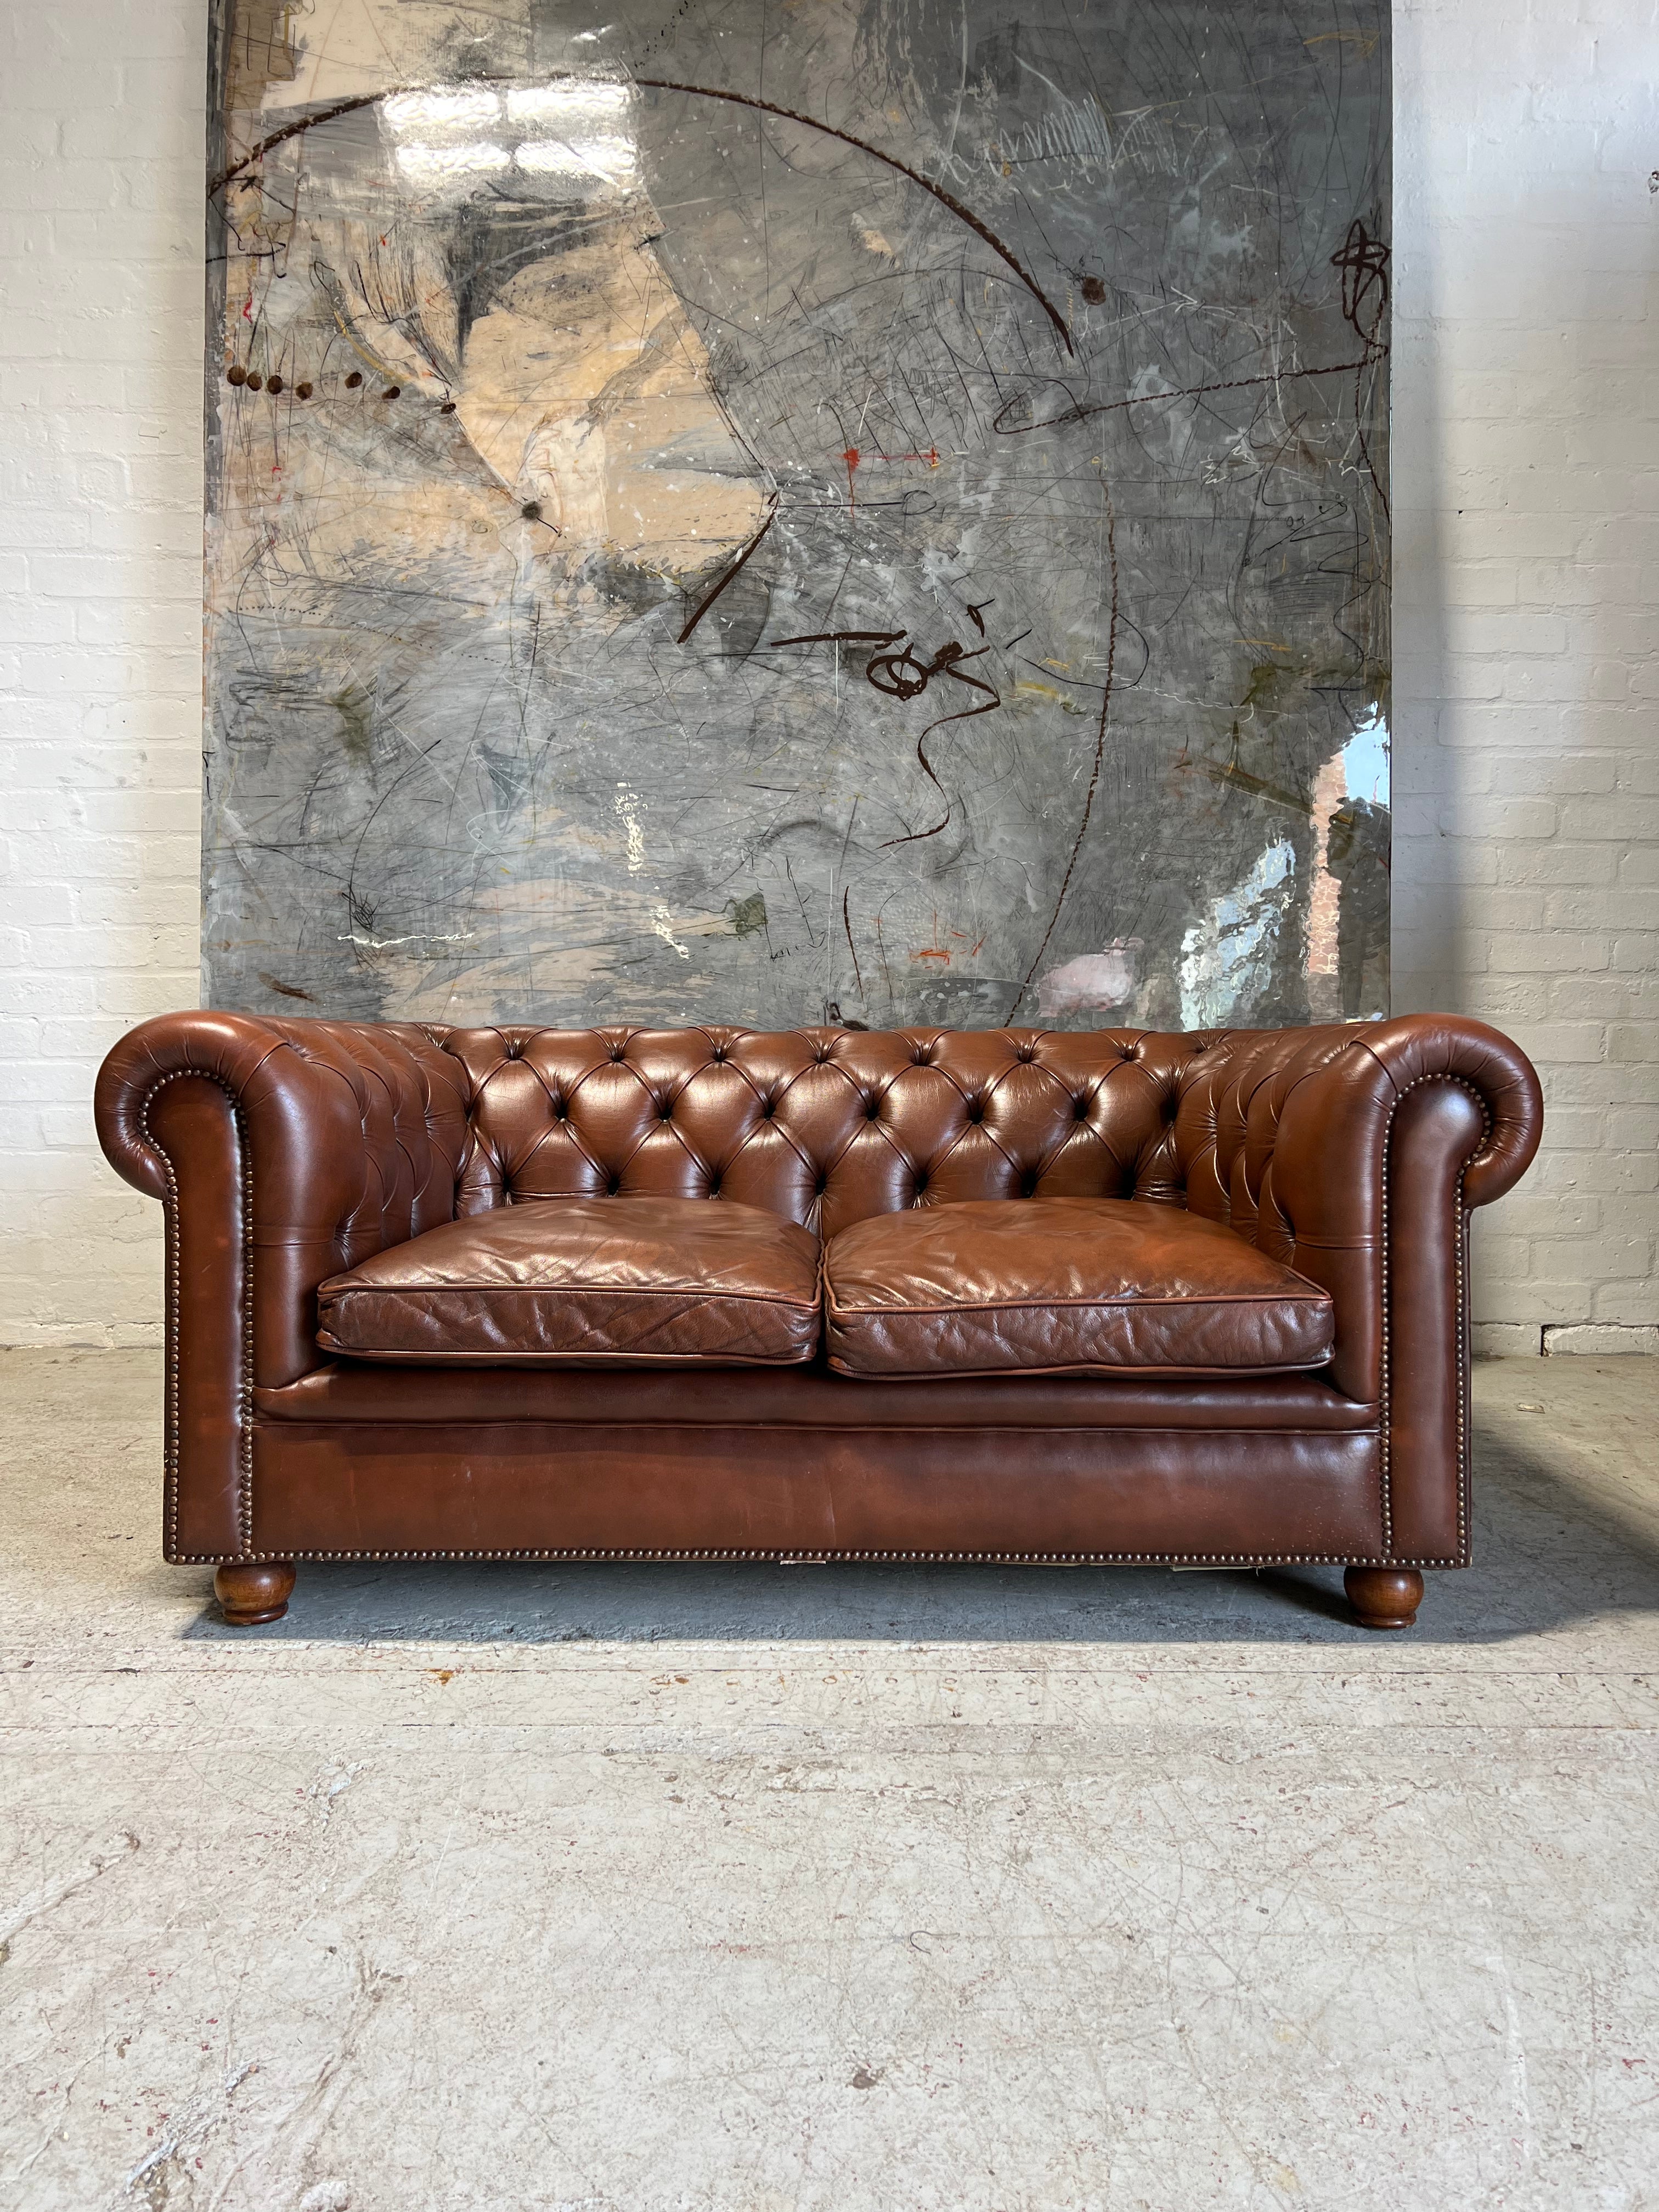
(312, 1347, 821, 1366)
(1379, 1071, 1488, 1566)
(172, 1546, 1467, 1567)
(825, 1365, 1335, 1383)
(326, 1283, 822, 1306)
(256, 1414, 1380, 1432)
(826, 1291, 1331, 1314)
(137, 1069, 255, 1564)
(1457, 1147, 1474, 1562)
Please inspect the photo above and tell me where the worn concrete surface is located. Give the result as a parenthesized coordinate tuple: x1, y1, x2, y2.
(2, 1351, 1656, 2211)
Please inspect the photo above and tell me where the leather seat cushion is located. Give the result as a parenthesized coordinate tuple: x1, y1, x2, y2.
(317, 1196, 821, 1367)
(823, 1198, 1335, 1379)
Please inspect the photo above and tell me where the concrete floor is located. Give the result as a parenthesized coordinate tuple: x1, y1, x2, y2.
(2, 1353, 1657, 2211)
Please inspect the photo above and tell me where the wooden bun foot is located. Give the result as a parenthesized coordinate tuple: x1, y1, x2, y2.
(1345, 1565, 1424, 1631)
(214, 1560, 296, 1626)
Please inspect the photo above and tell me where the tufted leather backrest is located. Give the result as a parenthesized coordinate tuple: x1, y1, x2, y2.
(422, 1024, 1333, 1246)
(1174, 1024, 1362, 1255)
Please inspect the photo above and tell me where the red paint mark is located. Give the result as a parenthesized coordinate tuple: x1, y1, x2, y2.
(241, 295, 252, 321)
(842, 446, 859, 506)
(840, 446, 942, 471)
(913, 908, 954, 961)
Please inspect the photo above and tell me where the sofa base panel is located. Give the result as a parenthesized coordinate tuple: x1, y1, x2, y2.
(238, 1420, 1388, 1566)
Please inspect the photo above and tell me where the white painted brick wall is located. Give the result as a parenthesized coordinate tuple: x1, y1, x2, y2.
(1392, 0, 1659, 1355)
(0, 0, 1654, 1349)
(0, 0, 205, 1346)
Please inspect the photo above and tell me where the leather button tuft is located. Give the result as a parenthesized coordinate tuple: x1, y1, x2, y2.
(1074, 1096, 1090, 1119)
(865, 1099, 880, 1121)
(967, 1101, 983, 1122)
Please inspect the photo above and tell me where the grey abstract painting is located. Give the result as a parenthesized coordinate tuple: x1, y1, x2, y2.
(204, 0, 1389, 1030)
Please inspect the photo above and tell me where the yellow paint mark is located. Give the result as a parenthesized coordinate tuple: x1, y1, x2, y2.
(324, 301, 399, 381)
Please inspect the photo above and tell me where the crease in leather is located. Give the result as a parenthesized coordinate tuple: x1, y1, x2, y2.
(256, 1359, 1379, 1430)
(823, 1356, 1333, 1381)
(823, 1197, 1334, 1378)
(831, 1291, 1339, 1311)
(318, 1193, 821, 1367)
(309, 1327, 818, 1362)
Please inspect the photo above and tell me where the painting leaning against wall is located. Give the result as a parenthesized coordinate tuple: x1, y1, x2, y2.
(203, 0, 1389, 1032)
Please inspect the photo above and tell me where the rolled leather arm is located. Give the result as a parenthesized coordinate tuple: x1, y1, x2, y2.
(1266, 1015, 1542, 1216)
(1193, 1014, 1543, 1564)
(95, 1012, 470, 1558)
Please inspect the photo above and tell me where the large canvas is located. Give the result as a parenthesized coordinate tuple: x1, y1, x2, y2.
(204, 0, 1389, 1031)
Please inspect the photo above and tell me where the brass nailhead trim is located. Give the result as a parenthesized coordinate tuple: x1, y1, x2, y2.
(1375, 1071, 1487, 1567)
(173, 1544, 1466, 1568)
(139, 1070, 256, 1564)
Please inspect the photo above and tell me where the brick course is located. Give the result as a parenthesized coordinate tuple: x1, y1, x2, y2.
(0, 0, 204, 1345)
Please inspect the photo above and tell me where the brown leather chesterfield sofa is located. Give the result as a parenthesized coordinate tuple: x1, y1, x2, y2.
(95, 1012, 1542, 1632)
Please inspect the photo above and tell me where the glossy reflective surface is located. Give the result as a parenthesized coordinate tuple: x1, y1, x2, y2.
(204, 1, 1389, 1031)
